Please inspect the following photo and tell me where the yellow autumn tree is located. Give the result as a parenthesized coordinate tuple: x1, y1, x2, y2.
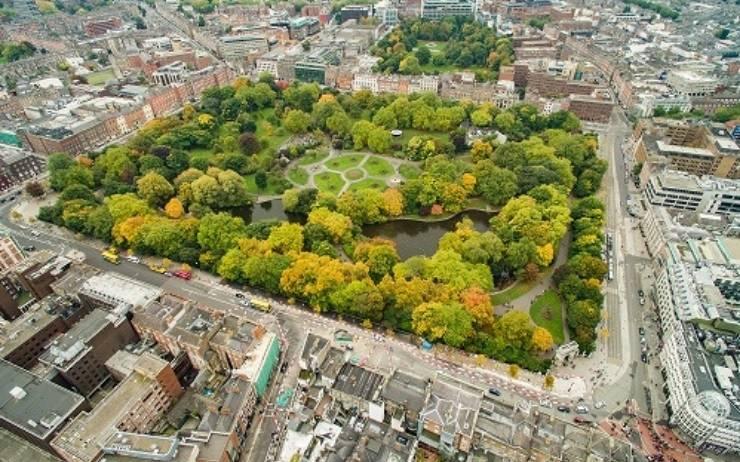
(381, 188, 404, 217)
(164, 197, 184, 219)
(460, 286, 494, 331)
(531, 326, 554, 352)
(113, 216, 147, 244)
(461, 173, 477, 192)
(307, 207, 353, 243)
(535, 242, 554, 266)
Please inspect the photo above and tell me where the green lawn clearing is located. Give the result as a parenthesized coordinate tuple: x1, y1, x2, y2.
(298, 150, 329, 166)
(396, 129, 451, 146)
(314, 171, 345, 195)
(350, 178, 387, 192)
(363, 156, 394, 177)
(529, 290, 565, 344)
(325, 153, 365, 171)
(287, 167, 309, 185)
(398, 164, 421, 179)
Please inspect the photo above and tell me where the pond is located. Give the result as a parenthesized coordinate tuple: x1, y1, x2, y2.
(238, 200, 493, 258)
(364, 210, 493, 259)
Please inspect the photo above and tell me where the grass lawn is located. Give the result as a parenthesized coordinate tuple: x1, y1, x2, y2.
(363, 156, 394, 177)
(243, 174, 285, 195)
(298, 150, 329, 166)
(287, 167, 309, 185)
(87, 69, 115, 85)
(314, 171, 345, 195)
(398, 164, 421, 179)
(350, 178, 387, 191)
(345, 169, 364, 180)
(325, 153, 365, 171)
(491, 279, 539, 305)
(529, 290, 565, 344)
(189, 147, 214, 166)
(396, 129, 450, 146)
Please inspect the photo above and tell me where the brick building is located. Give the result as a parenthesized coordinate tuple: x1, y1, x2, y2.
(83, 17, 122, 37)
(0, 147, 46, 193)
(51, 353, 183, 462)
(0, 303, 67, 369)
(564, 95, 614, 123)
(20, 66, 235, 155)
(38, 309, 139, 397)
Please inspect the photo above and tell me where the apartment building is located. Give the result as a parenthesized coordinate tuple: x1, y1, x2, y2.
(38, 309, 139, 397)
(51, 353, 183, 462)
(564, 95, 614, 123)
(0, 359, 87, 452)
(331, 362, 386, 413)
(0, 235, 24, 273)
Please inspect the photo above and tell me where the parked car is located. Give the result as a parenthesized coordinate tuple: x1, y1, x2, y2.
(22, 245, 35, 252)
(574, 416, 594, 425)
(641, 353, 648, 363)
(594, 401, 606, 410)
(640, 336, 646, 344)
(639, 327, 645, 336)
(539, 399, 552, 408)
(488, 388, 501, 397)
(173, 269, 192, 280)
(575, 405, 589, 414)
(557, 405, 571, 413)
(235, 292, 245, 299)
(30, 230, 40, 237)
(638, 289, 645, 297)
(126, 255, 141, 264)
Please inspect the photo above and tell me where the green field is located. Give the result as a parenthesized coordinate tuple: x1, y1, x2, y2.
(349, 178, 387, 191)
(398, 164, 421, 179)
(529, 290, 565, 344)
(325, 153, 365, 171)
(363, 157, 394, 177)
(396, 129, 451, 146)
(314, 171, 345, 195)
(287, 167, 309, 185)
(298, 150, 330, 166)
(87, 69, 115, 85)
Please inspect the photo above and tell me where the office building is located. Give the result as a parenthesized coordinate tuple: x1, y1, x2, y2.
(0, 359, 87, 452)
(421, 0, 474, 18)
(667, 70, 718, 97)
(77, 272, 160, 314)
(645, 170, 740, 216)
(0, 303, 68, 369)
(218, 34, 269, 61)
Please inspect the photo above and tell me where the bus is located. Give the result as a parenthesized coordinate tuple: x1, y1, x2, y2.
(250, 298, 272, 313)
(101, 249, 120, 264)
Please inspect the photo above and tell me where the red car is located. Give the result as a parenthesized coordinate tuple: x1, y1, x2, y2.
(173, 270, 192, 280)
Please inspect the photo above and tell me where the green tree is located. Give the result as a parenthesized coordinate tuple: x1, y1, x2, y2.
(283, 109, 312, 134)
(136, 171, 174, 207)
(197, 212, 247, 260)
(412, 301, 474, 347)
(399, 54, 421, 74)
(415, 45, 431, 65)
(267, 222, 304, 253)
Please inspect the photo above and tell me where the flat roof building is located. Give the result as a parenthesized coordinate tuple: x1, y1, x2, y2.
(51, 353, 183, 462)
(0, 359, 87, 452)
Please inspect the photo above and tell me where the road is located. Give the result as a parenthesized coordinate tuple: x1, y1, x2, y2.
(590, 109, 658, 417)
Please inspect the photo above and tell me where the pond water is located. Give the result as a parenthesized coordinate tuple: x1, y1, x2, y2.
(238, 200, 493, 258)
(364, 210, 493, 259)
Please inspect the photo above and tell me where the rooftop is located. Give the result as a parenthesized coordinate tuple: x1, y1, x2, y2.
(52, 355, 169, 462)
(0, 359, 85, 440)
(101, 432, 197, 462)
(333, 363, 385, 402)
(39, 309, 114, 370)
(420, 373, 483, 438)
(133, 293, 189, 333)
(167, 304, 221, 348)
(196, 375, 253, 434)
(0, 428, 62, 462)
(301, 332, 329, 367)
(381, 369, 428, 414)
(79, 272, 161, 310)
(0, 303, 61, 358)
